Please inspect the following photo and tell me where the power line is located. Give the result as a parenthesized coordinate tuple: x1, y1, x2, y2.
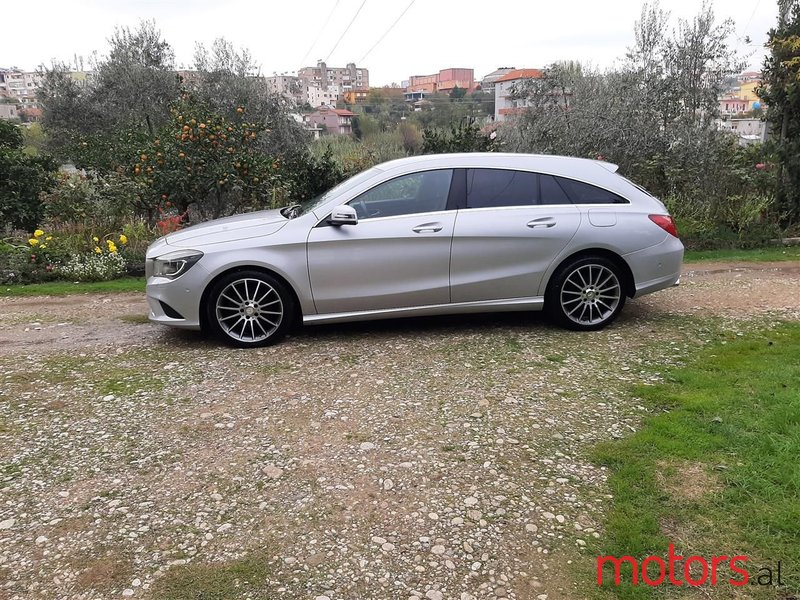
(325, 0, 368, 63)
(358, 0, 417, 63)
(300, 0, 341, 66)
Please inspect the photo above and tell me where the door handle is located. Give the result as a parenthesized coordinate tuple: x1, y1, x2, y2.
(527, 217, 556, 229)
(412, 223, 443, 233)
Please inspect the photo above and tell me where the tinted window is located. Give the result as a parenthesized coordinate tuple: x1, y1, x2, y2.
(539, 174, 572, 205)
(555, 177, 627, 204)
(350, 170, 453, 219)
(466, 169, 537, 208)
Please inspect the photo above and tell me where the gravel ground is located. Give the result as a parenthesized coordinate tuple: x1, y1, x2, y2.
(0, 262, 798, 600)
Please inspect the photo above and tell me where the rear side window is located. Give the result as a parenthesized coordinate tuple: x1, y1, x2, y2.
(554, 176, 628, 204)
(466, 169, 537, 208)
(539, 174, 572, 205)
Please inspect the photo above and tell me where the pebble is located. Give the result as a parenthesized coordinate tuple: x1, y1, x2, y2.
(359, 442, 376, 451)
(262, 465, 283, 479)
(35, 536, 48, 545)
(431, 545, 446, 555)
(0, 518, 14, 530)
(425, 591, 443, 600)
(383, 478, 394, 490)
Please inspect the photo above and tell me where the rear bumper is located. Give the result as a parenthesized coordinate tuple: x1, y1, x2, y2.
(623, 235, 684, 298)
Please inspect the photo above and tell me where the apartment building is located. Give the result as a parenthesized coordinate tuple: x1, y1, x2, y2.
(0, 68, 42, 101)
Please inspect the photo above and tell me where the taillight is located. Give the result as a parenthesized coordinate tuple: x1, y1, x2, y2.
(649, 214, 679, 238)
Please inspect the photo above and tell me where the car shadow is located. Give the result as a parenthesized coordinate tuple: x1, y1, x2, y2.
(154, 298, 671, 349)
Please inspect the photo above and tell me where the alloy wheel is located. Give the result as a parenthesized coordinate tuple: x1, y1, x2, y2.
(215, 277, 284, 343)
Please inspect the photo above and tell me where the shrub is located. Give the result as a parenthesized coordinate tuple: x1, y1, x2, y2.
(55, 252, 127, 282)
(0, 120, 59, 230)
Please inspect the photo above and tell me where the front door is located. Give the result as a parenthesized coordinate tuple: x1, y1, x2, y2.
(307, 169, 455, 314)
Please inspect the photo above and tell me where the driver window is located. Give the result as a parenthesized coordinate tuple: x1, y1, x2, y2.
(349, 169, 453, 219)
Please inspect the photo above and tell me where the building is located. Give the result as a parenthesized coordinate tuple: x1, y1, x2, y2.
(406, 68, 475, 96)
(0, 68, 42, 101)
(0, 102, 19, 120)
(298, 61, 368, 93)
(719, 97, 750, 116)
(304, 106, 355, 135)
(719, 117, 767, 146)
(306, 84, 342, 108)
(265, 74, 301, 102)
(494, 68, 544, 121)
(480, 67, 516, 94)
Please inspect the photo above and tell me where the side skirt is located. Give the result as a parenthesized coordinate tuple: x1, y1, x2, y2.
(302, 296, 545, 325)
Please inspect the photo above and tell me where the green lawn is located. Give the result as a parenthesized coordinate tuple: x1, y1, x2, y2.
(0, 277, 145, 297)
(589, 322, 800, 598)
(684, 245, 800, 262)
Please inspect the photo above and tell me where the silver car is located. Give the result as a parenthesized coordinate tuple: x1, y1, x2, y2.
(145, 153, 683, 347)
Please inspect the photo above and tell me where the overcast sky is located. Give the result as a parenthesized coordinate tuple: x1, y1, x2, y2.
(0, 0, 777, 85)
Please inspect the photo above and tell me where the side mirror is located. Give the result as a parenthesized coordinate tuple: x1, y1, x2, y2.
(328, 205, 358, 226)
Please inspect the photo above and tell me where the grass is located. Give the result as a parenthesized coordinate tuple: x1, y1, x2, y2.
(684, 245, 800, 262)
(0, 276, 145, 297)
(149, 553, 276, 600)
(587, 322, 800, 598)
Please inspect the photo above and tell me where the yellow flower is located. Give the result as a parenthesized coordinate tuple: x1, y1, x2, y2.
(119, 234, 128, 245)
(94, 246, 102, 254)
(107, 242, 118, 253)
(29, 238, 39, 246)
(92, 236, 99, 243)
(40, 244, 47, 249)
(45, 236, 53, 241)
(33, 229, 44, 238)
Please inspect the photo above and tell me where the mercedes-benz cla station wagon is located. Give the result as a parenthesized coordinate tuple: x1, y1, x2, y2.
(146, 153, 683, 347)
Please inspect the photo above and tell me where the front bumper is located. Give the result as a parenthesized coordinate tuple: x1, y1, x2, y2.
(145, 261, 209, 330)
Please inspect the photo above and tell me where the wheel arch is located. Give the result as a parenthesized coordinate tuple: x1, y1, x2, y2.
(544, 248, 635, 299)
(199, 265, 304, 332)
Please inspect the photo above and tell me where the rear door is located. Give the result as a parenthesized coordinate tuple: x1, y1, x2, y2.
(449, 169, 581, 303)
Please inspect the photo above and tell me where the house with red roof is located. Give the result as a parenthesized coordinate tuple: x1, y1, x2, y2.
(494, 68, 544, 122)
(304, 105, 356, 136)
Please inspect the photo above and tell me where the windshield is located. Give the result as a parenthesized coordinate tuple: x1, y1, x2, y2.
(284, 166, 385, 219)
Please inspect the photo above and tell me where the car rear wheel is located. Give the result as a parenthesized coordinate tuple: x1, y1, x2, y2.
(546, 256, 626, 331)
(206, 271, 295, 347)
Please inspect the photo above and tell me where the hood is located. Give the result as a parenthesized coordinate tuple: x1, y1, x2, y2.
(165, 208, 288, 247)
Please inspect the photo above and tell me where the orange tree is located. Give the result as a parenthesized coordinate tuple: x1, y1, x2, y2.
(133, 94, 280, 221)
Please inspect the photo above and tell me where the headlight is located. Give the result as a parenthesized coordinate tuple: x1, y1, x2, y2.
(152, 250, 203, 279)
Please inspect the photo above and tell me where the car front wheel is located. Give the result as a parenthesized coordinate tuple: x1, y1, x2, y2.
(546, 257, 626, 331)
(206, 270, 295, 347)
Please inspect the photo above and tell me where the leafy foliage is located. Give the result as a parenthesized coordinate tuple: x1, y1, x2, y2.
(759, 0, 800, 224)
(136, 95, 280, 220)
(421, 117, 496, 154)
(0, 120, 59, 231)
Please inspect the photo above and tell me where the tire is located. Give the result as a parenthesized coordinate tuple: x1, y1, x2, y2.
(546, 256, 626, 331)
(205, 270, 295, 348)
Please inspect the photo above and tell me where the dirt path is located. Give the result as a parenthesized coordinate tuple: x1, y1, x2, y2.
(0, 262, 797, 600)
(1, 261, 798, 356)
